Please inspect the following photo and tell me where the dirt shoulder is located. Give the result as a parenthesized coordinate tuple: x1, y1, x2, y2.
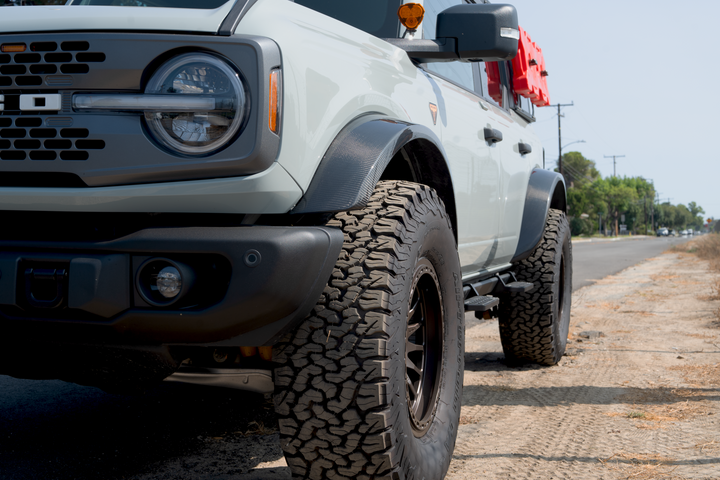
(450, 247, 720, 480)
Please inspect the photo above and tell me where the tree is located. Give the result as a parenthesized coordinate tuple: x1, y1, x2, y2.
(556, 151, 600, 188)
(593, 177, 637, 236)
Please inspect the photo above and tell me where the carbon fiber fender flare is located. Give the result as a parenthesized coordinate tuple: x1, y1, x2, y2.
(511, 168, 567, 264)
(291, 114, 451, 214)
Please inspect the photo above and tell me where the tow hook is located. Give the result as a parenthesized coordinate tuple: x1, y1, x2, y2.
(24, 268, 67, 309)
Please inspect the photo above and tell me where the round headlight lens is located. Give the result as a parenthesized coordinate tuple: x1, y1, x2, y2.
(144, 53, 246, 156)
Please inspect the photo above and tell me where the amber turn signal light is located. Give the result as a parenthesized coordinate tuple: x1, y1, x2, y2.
(269, 69, 281, 134)
(398, 3, 425, 30)
(1, 44, 26, 53)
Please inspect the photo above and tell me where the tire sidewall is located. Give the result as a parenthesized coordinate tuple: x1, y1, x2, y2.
(394, 209, 463, 479)
(551, 216, 573, 362)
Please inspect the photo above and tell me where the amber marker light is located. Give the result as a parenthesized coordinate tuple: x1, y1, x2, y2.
(1, 44, 26, 53)
(398, 3, 425, 30)
(268, 68, 281, 134)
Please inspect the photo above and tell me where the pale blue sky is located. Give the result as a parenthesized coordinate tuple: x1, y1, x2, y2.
(509, 0, 720, 220)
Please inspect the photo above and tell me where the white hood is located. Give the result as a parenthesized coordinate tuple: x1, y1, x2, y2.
(0, 2, 236, 35)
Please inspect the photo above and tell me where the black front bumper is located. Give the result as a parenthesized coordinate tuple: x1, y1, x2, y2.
(0, 225, 343, 347)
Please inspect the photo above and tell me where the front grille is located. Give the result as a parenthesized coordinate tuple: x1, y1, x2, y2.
(0, 41, 105, 88)
(0, 116, 105, 162)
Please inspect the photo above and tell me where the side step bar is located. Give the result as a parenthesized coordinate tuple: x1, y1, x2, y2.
(165, 366, 273, 394)
(462, 272, 535, 314)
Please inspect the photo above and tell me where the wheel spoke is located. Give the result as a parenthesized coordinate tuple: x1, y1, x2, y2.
(407, 296, 420, 322)
(406, 342, 424, 353)
(406, 322, 421, 338)
(406, 356, 422, 376)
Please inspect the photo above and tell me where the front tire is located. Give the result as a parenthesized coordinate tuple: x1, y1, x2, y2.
(498, 208, 572, 365)
(273, 181, 464, 479)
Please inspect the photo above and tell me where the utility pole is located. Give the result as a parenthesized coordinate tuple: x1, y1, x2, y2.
(549, 101, 574, 177)
(604, 154, 625, 177)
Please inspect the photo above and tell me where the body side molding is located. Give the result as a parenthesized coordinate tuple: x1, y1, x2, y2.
(511, 168, 567, 264)
(291, 115, 450, 214)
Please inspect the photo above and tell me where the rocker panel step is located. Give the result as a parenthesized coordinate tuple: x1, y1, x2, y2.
(464, 295, 499, 312)
(505, 281, 534, 293)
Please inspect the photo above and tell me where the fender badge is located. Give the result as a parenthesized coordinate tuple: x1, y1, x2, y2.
(429, 103, 438, 125)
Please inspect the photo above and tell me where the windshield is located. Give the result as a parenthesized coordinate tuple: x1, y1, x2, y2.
(68, 0, 229, 7)
(295, 0, 402, 38)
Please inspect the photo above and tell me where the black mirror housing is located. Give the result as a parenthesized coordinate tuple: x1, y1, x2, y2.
(436, 3, 519, 62)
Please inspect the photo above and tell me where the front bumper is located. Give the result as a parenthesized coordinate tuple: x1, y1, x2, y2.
(0, 225, 343, 347)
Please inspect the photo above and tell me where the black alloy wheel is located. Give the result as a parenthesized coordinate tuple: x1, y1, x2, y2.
(405, 258, 444, 435)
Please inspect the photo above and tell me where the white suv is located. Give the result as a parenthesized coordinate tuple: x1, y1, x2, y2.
(0, 1, 571, 478)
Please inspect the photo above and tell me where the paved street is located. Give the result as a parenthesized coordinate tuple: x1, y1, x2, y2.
(0, 235, 697, 479)
(572, 235, 691, 290)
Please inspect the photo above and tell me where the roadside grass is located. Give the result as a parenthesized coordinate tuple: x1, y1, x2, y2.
(674, 234, 720, 322)
(599, 453, 683, 480)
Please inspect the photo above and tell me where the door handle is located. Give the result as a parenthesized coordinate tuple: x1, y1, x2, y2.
(518, 142, 532, 155)
(483, 128, 503, 144)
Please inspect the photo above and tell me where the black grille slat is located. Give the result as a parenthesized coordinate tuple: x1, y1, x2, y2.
(44, 53, 72, 63)
(1, 129, 26, 138)
(45, 139, 72, 149)
(60, 151, 89, 161)
(0, 40, 103, 87)
(30, 64, 58, 75)
(29, 151, 57, 161)
(14, 53, 42, 64)
(30, 42, 58, 52)
(61, 41, 90, 52)
(75, 140, 105, 150)
(60, 64, 89, 75)
(0, 117, 103, 162)
(31, 129, 57, 138)
(60, 128, 89, 138)
(0, 65, 26, 75)
(0, 151, 25, 161)
(15, 118, 42, 128)
(76, 52, 106, 63)
(14, 139, 41, 149)
(15, 76, 42, 86)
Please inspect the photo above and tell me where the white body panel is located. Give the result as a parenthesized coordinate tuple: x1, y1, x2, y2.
(0, 0, 544, 271)
(0, 3, 235, 34)
(236, 0, 440, 191)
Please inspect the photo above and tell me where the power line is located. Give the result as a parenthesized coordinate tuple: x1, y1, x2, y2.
(548, 101, 574, 177)
(604, 154, 625, 177)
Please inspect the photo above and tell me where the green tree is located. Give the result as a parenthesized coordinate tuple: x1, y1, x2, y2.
(557, 151, 600, 188)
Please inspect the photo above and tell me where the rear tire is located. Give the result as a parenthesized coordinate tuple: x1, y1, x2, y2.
(498, 208, 572, 365)
(273, 181, 464, 479)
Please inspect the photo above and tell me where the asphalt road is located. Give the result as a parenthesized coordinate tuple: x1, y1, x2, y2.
(572, 235, 691, 291)
(0, 235, 695, 480)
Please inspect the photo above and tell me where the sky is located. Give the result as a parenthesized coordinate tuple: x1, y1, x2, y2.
(508, 0, 720, 220)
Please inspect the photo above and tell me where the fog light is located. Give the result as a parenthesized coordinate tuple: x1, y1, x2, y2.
(136, 258, 195, 307)
(157, 266, 182, 298)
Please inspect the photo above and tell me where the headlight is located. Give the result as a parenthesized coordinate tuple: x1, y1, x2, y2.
(144, 53, 247, 156)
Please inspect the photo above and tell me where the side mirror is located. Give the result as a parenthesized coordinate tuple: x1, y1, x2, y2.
(384, 3, 519, 64)
(436, 3, 519, 62)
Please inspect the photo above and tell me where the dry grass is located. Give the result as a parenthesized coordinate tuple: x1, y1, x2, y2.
(668, 363, 720, 387)
(599, 453, 683, 480)
(695, 439, 720, 454)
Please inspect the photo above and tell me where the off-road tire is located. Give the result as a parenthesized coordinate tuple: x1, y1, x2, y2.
(273, 181, 464, 480)
(498, 208, 572, 365)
